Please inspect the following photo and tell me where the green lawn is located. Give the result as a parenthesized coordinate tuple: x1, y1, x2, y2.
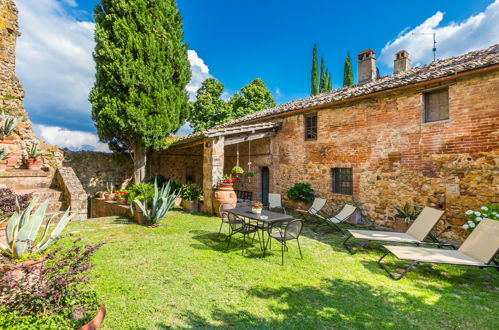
(59, 211, 499, 329)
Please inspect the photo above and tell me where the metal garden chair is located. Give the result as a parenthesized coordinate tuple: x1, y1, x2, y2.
(226, 212, 262, 255)
(218, 203, 237, 239)
(265, 219, 303, 265)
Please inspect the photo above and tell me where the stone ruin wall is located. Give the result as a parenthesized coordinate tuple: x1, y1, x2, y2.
(0, 0, 63, 169)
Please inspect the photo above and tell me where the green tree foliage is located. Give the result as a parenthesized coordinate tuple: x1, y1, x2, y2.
(89, 0, 190, 183)
(230, 78, 275, 119)
(319, 56, 327, 93)
(189, 78, 275, 132)
(189, 78, 229, 132)
(311, 44, 319, 96)
(343, 51, 354, 87)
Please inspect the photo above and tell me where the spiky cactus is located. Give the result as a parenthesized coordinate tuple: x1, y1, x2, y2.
(132, 179, 179, 224)
(0, 198, 74, 259)
(28, 142, 40, 159)
(0, 112, 22, 138)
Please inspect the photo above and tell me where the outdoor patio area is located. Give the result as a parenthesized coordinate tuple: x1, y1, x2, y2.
(59, 211, 499, 329)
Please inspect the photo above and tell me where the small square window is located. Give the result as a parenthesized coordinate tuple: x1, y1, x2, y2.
(304, 113, 317, 140)
(424, 88, 449, 122)
(331, 168, 353, 195)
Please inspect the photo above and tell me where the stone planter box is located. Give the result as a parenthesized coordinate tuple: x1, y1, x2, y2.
(91, 198, 132, 219)
(182, 199, 199, 213)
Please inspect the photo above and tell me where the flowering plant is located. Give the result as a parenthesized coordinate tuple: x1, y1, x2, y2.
(252, 202, 263, 209)
(286, 183, 315, 204)
(462, 204, 498, 232)
(114, 191, 127, 198)
(220, 174, 236, 184)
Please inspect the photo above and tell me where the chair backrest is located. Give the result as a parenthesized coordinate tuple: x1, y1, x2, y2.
(227, 212, 244, 231)
(406, 207, 445, 241)
(334, 204, 357, 221)
(309, 198, 327, 214)
(284, 219, 303, 240)
(219, 203, 235, 220)
(268, 193, 282, 209)
(458, 218, 499, 263)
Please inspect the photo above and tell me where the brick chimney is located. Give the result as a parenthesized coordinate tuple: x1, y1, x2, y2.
(394, 50, 410, 74)
(357, 49, 377, 84)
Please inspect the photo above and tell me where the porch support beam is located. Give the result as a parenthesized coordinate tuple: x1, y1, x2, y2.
(201, 136, 224, 214)
(224, 130, 277, 146)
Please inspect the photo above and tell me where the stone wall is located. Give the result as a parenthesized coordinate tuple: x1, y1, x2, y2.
(62, 150, 134, 195)
(0, 0, 63, 168)
(258, 71, 498, 240)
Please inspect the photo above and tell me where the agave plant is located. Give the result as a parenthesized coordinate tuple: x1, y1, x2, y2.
(132, 179, 179, 224)
(0, 197, 74, 259)
(393, 202, 422, 224)
(28, 142, 40, 158)
(0, 112, 22, 138)
(0, 147, 10, 160)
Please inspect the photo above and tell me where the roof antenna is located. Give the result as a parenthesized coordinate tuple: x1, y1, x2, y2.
(411, 32, 437, 62)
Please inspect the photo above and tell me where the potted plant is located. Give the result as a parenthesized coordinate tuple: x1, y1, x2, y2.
(181, 183, 202, 213)
(114, 190, 128, 205)
(462, 204, 498, 232)
(232, 165, 244, 177)
(244, 171, 254, 178)
(0, 112, 22, 170)
(251, 201, 263, 215)
(286, 183, 315, 210)
(104, 183, 115, 201)
(25, 142, 42, 170)
(392, 202, 422, 232)
(0, 147, 9, 172)
(213, 174, 237, 216)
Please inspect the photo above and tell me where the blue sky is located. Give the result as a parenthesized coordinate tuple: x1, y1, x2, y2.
(14, 0, 499, 151)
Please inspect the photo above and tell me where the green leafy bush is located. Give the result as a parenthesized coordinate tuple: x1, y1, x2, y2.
(286, 183, 315, 204)
(126, 183, 154, 205)
(463, 203, 498, 232)
(181, 184, 202, 201)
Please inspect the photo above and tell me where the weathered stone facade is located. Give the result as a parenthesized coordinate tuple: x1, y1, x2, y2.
(0, 0, 63, 168)
(62, 150, 133, 195)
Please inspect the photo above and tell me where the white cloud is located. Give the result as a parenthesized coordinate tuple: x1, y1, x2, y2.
(275, 88, 282, 97)
(16, 0, 211, 149)
(380, 0, 499, 67)
(33, 124, 109, 152)
(186, 49, 212, 100)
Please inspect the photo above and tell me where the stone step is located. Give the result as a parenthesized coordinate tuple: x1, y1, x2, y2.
(0, 169, 53, 189)
(14, 188, 65, 202)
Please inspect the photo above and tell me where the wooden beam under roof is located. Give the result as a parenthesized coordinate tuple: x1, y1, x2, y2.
(224, 130, 277, 146)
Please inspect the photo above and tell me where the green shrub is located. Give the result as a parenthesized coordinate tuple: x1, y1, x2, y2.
(126, 183, 154, 205)
(463, 203, 499, 232)
(286, 183, 315, 204)
(181, 184, 202, 201)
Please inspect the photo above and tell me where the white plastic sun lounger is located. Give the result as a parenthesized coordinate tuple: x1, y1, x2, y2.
(378, 218, 499, 280)
(343, 207, 445, 254)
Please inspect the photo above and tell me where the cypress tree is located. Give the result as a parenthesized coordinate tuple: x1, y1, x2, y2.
(343, 51, 354, 87)
(90, 0, 191, 183)
(319, 56, 327, 93)
(311, 44, 319, 96)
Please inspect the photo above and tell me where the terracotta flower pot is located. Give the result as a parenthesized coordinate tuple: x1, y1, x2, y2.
(78, 303, 106, 330)
(105, 193, 115, 202)
(116, 197, 127, 205)
(393, 217, 414, 232)
(0, 160, 6, 172)
(25, 157, 42, 170)
(0, 137, 20, 170)
(213, 183, 237, 216)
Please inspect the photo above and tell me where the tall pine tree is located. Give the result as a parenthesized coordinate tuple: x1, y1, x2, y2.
(90, 0, 191, 183)
(343, 51, 354, 87)
(319, 56, 327, 93)
(311, 44, 319, 96)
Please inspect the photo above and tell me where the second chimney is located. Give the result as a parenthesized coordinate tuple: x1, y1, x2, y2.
(394, 50, 410, 74)
(357, 49, 377, 84)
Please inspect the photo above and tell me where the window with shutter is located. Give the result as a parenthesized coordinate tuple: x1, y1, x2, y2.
(331, 168, 353, 195)
(304, 113, 318, 140)
(424, 88, 449, 122)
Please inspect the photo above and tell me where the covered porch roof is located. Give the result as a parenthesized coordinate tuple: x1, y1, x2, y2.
(169, 122, 281, 149)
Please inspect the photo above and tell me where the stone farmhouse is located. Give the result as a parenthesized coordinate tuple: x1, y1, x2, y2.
(152, 45, 499, 239)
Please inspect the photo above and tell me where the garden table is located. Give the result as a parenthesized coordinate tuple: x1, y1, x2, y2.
(226, 206, 293, 257)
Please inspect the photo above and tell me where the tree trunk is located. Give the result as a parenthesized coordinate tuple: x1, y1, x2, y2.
(133, 142, 147, 183)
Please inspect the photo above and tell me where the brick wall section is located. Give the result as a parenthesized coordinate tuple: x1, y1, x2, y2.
(253, 71, 499, 240)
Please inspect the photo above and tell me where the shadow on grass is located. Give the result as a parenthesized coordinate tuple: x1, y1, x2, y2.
(189, 229, 266, 257)
(154, 278, 435, 329)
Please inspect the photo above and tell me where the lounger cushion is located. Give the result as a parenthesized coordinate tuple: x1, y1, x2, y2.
(349, 230, 421, 243)
(383, 245, 487, 266)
